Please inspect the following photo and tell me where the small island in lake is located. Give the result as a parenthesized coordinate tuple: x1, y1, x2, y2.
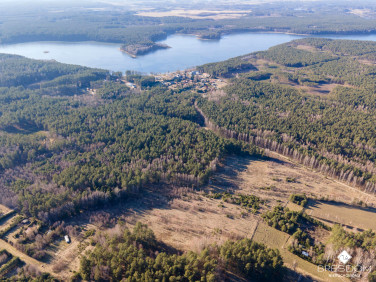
(197, 31, 222, 40)
(121, 42, 170, 57)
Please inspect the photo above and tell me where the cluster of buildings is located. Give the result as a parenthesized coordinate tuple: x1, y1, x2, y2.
(96, 69, 228, 93)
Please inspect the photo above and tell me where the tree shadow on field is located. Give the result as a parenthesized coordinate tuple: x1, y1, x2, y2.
(206, 155, 253, 193)
(206, 154, 287, 194)
(305, 199, 376, 231)
(307, 198, 376, 215)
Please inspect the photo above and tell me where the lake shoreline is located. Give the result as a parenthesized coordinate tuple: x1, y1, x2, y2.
(3, 29, 376, 48)
(2, 33, 376, 74)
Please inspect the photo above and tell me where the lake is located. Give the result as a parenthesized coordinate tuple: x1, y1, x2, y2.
(2, 33, 376, 74)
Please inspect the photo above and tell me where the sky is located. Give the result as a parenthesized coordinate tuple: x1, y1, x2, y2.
(0, 0, 374, 11)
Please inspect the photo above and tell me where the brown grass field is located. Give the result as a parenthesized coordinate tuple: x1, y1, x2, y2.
(2, 150, 373, 280)
(305, 199, 376, 231)
(122, 190, 259, 252)
(136, 9, 252, 20)
(0, 205, 12, 215)
(252, 221, 289, 248)
(117, 151, 372, 280)
(286, 201, 304, 212)
(249, 53, 359, 98)
(210, 153, 376, 209)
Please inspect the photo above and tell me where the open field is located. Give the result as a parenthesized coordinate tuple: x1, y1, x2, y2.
(206, 153, 376, 209)
(250, 55, 359, 98)
(0, 205, 12, 215)
(349, 8, 376, 18)
(252, 221, 289, 248)
(297, 83, 340, 96)
(305, 199, 376, 231)
(282, 80, 357, 98)
(136, 9, 252, 20)
(0, 152, 373, 280)
(119, 188, 259, 252)
(116, 151, 372, 280)
(274, 78, 344, 97)
(253, 222, 345, 281)
(286, 201, 304, 212)
(46, 234, 95, 280)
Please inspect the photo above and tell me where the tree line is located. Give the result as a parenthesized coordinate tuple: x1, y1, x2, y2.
(76, 222, 284, 281)
(196, 39, 376, 195)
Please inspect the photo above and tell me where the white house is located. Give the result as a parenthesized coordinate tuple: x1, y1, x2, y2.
(126, 82, 137, 89)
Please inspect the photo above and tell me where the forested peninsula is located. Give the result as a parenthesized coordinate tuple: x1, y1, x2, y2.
(120, 42, 170, 57)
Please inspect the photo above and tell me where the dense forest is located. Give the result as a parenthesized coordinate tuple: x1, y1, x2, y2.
(197, 58, 256, 78)
(2, 1, 376, 48)
(0, 54, 261, 224)
(76, 222, 284, 281)
(196, 38, 376, 195)
(3, 33, 376, 280)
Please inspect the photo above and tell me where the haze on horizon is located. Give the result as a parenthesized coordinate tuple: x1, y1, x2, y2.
(1, 0, 374, 7)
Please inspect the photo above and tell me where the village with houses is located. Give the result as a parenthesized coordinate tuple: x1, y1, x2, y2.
(122, 69, 228, 92)
(83, 67, 230, 100)
(154, 70, 228, 92)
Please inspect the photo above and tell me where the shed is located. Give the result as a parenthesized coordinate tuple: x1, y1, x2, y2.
(64, 235, 71, 244)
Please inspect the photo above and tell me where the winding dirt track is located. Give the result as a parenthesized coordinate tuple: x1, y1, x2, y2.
(0, 239, 61, 279)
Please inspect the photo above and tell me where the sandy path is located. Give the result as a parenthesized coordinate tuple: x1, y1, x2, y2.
(0, 239, 62, 279)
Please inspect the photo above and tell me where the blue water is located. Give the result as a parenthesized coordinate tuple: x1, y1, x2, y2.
(1, 33, 376, 74)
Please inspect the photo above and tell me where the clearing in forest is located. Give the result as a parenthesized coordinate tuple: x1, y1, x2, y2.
(305, 199, 376, 231)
